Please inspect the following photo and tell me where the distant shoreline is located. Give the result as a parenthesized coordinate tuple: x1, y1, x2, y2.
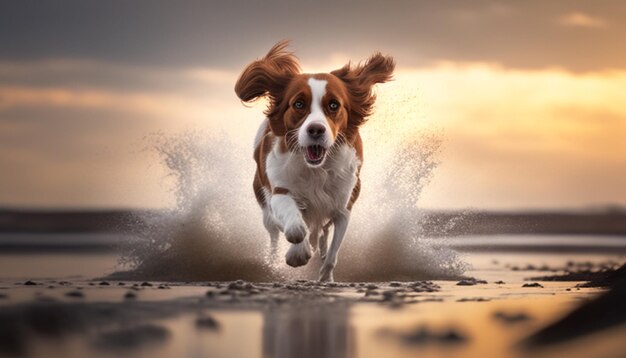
(1, 208, 625, 236)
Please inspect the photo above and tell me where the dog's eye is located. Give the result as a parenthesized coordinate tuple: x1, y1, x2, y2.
(294, 100, 305, 110)
(328, 100, 340, 111)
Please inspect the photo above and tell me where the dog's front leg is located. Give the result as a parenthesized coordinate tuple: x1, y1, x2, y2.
(270, 194, 307, 243)
(319, 210, 350, 282)
(270, 193, 311, 267)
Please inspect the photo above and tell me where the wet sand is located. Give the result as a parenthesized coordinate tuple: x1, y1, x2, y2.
(1, 258, 624, 358)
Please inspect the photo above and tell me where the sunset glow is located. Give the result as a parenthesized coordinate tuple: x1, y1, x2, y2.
(1, 60, 624, 210)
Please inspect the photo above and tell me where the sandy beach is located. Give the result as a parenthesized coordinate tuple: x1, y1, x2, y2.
(1, 241, 624, 358)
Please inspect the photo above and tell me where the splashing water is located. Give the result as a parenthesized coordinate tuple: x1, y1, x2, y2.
(114, 124, 468, 282)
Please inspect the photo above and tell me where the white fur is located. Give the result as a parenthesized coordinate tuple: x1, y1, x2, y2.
(267, 141, 359, 229)
(262, 205, 280, 261)
(285, 240, 312, 267)
(254, 118, 269, 149)
(270, 193, 307, 243)
(266, 137, 360, 280)
(297, 78, 332, 148)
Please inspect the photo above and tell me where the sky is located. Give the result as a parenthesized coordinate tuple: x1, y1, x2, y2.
(0, 0, 625, 210)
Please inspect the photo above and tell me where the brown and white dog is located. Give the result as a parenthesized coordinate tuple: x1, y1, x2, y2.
(235, 41, 394, 281)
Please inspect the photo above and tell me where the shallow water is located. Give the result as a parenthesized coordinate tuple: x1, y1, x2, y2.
(0, 233, 623, 281)
(0, 275, 619, 358)
(0, 234, 624, 357)
(3, 232, 623, 358)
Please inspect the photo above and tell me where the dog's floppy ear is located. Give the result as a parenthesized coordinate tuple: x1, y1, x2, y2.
(331, 52, 395, 126)
(235, 41, 300, 135)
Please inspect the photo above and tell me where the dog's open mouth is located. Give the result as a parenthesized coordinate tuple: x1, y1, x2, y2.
(304, 145, 326, 166)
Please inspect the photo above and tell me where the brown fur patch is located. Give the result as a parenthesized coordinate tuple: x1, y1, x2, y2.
(239, 42, 394, 212)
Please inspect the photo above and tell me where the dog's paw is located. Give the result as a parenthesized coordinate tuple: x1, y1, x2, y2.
(285, 242, 312, 267)
(319, 263, 335, 282)
(285, 220, 307, 244)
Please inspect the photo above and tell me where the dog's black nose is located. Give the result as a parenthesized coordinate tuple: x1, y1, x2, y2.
(307, 124, 326, 139)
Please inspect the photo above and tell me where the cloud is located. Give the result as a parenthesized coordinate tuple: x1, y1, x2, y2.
(558, 12, 608, 28)
(1, 1, 625, 72)
(1, 58, 626, 209)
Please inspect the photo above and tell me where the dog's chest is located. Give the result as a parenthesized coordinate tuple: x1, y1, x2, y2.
(266, 143, 359, 222)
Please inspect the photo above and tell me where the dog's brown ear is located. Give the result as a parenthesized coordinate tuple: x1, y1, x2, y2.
(235, 41, 300, 135)
(332, 53, 395, 125)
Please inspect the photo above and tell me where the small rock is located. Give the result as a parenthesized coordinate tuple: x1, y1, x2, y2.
(457, 278, 488, 286)
(196, 316, 220, 330)
(522, 282, 543, 288)
(118, 282, 126, 286)
(401, 326, 468, 345)
(124, 291, 137, 300)
(65, 290, 84, 298)
(23, 280, 38, 286)
(494, 280, 506, 285)
(493, 311, 532, 324)
(140, 282, 152, 287)
(457, 297, 490, 302)
(366, 284, 378, 289)
(99, 281, 110, 286)
(382, 290, 397, 301)
(389, 282, 402, 287)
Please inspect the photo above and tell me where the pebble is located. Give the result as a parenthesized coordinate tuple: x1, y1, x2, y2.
(456, 278, 488, 286)
(522, 282, 544, 288)
(196, 316, 220, 330)
(65, 290, 85, 298)
(124, 291, 137, 300)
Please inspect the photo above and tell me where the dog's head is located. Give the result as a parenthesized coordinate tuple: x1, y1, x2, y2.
(235, 41, 394, 167)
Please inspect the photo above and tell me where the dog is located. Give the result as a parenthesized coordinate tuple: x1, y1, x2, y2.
(235, 41, 394, 281)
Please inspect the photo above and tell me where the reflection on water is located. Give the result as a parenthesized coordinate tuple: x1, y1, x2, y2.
(0, 234, 623, 358)
(263, 303, 353, 358)
(0, 282, 624, 358)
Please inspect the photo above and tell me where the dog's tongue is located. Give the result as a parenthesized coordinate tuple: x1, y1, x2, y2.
(306, 145, 325, 162)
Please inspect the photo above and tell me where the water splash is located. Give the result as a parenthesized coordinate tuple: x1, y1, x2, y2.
(114, 127, 468, 282)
